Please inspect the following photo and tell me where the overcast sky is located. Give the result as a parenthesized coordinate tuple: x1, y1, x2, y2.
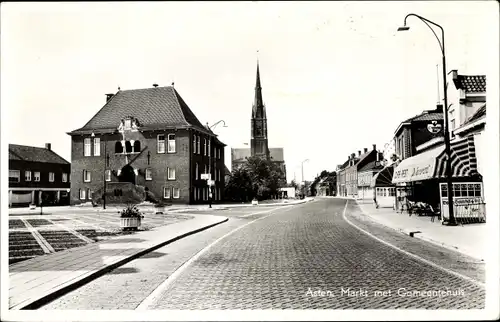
(1, 1, 498, 182)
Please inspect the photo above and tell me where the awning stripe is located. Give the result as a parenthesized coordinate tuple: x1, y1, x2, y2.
(435, 136, 477, 178)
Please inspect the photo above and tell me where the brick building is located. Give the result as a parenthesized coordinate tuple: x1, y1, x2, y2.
(68, 85, 226, 205)
(8, 143, 71, 207)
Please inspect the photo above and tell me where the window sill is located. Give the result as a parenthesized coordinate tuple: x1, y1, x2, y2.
(167, 151, 176, 154)
(167, 178, 176, 181)
(145, 179, 152, 181)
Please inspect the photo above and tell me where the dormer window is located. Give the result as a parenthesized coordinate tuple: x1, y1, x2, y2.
(124, 119, 132, 129)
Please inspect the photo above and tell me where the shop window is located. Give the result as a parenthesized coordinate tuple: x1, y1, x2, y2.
(34, 171, 41, 182)
(62, 173, 68, 182)
(25, 171, 31, 182)
(105, 170, 111, 182)
(115, 142, 123, 154)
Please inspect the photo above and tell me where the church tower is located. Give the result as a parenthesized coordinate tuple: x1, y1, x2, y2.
(250, 62, 270, 160)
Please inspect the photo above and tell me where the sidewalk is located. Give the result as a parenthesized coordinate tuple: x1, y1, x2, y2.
(355, 200, 486, 262)
(9, 198, 313, 216)
(8, 214, 228, 310)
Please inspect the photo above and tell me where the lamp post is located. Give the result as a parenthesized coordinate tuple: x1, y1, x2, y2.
(301, 159, 309, 184)
(398, 13, 457, 226)
(206, 120, 228, 208)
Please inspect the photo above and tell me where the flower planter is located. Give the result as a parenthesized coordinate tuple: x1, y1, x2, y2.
(120, 217, 142, 231)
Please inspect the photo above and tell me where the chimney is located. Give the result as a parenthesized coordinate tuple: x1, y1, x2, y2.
(358, 150, 361, 157)
(364, 148, 368, 153)
(436, 103, 443, 113)
(105, 93, 114, 102)
(372, 144, 376, 151)
(153, 83, 159, 88)
(45, 143, 51, 151)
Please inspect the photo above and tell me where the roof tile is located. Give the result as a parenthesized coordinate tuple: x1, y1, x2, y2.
(9, 144, 70, 164)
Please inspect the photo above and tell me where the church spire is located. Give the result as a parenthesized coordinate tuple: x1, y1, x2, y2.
(252, 61, 266, 119)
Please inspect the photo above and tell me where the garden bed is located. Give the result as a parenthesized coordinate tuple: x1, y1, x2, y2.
(9, 220, 26, 229)
(38, 230, 88, 251)
(26, 219, 53, 228)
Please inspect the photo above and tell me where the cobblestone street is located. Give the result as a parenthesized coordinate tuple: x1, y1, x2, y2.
(40, 198, 484, 310)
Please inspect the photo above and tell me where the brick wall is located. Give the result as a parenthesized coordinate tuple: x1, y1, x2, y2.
(9, 160, 70, 190)
(70, 129, 196, 205)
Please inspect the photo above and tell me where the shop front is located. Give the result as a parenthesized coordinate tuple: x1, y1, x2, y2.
(391, 136, 484, 223)
(370, 164, 395, 208)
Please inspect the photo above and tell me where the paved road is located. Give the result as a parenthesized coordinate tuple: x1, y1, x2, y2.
(41, 198, 484, 310)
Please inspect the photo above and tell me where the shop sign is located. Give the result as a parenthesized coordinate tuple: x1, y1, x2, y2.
(427, 121, 442, 134)
(393, 164, 434, 183)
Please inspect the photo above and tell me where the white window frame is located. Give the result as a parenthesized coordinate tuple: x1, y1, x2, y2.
(173, 188, 180, 199)
(197, 136, 200, 154)
(163, 187, 171, 199)
(80, 189, 86, 200)
(9, 170, 20, 183)
(105, 170, 111, 182)
(124, 119, 132, 130)
(203, 138, 207, 156)
(208, 139, 211, 157)
(157, 134, 166, 154)
(195, 163, 199, 180)
(193, 135, 197, 153)
(34, 171, 41, 182)
(88, 188, 93, 199)
(49, 172, 55, 182)
(84, 138, 92, 156)
(25, 171, 31, 182)
(94, 138, 101, 156)
(145, 168, 152, 181)
(168, 167, 176, 180)
(62, 173, 68, 182)
(167, 134, 176, 153)
(83, 170, 91, 182)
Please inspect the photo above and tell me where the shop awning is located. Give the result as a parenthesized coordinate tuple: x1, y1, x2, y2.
(370, 164, 395, 187)
(434, 136, 478, 178)
(392, 136, 478, 184)
(392, 145, 445, 184)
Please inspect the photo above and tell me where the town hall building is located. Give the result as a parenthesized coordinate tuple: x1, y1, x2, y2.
(68, 85, 226, 205)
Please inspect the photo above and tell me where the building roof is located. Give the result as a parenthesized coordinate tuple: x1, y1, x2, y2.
(231, 147, 284, 162)
(9, 144, 70, 164)
(453, 75, 486, 93)
(69, 86, 214, 136)
(358, 160, 384, 173)
(395, 110, 443, 136)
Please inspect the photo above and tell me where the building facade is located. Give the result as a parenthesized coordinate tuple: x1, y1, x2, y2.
(231, 62, 286, 180)
(9, 143, 71, 207)
(68, 85, 226, 205)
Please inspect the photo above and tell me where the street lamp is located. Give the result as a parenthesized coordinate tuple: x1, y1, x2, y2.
(398, 13, 457, 226)
(301, 159, 309, 184)
(205, 120, 228, 208)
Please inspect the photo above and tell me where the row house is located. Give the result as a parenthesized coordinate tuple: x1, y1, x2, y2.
(336, 158, 350, 197)
(356, 147, 384, 200)
(68, 85, 226, 205)
(9, 143, 71, 207)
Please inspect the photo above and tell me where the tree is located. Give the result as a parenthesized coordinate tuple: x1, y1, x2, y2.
(225, 156, 286, 202)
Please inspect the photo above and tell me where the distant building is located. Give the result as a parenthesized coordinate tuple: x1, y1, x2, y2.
(231, 62, 286, 180)
(67, 85, 226, 205)
(8, 143, 71, 207)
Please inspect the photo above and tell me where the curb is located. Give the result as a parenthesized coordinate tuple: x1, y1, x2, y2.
(165, 199, 312, 213)
(15, 216, 229, 310)
(353, 201, 484, 262)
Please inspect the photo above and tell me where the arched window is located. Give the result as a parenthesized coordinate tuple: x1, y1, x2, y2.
(133, 140, 141, 153)
(125, 141, 132, 153)
(115, 142, 123, 154)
